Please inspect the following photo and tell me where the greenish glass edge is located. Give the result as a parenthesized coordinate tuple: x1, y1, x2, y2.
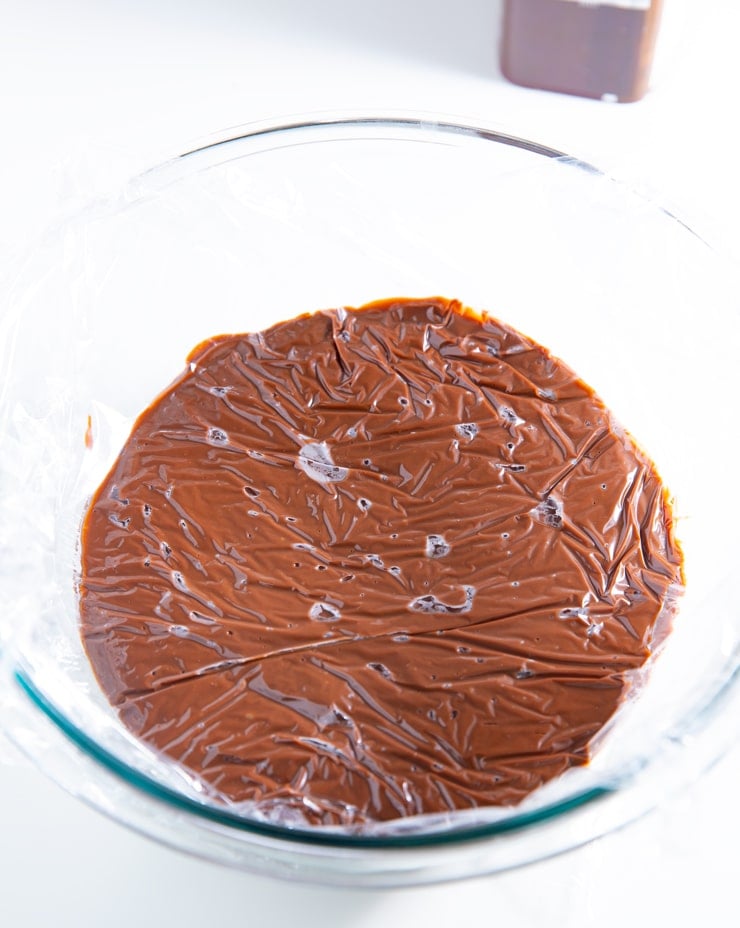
(13, 666, 611, 849)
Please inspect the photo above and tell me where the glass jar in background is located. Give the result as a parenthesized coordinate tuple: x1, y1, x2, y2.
(500, 0, 664, 102)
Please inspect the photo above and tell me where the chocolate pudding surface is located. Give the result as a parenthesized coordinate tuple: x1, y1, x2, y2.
(79, 297, 682, 825)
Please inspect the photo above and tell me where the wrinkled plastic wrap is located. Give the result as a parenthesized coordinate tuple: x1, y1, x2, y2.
(79, 295, 684, 826)
(0, 116, 738, 877)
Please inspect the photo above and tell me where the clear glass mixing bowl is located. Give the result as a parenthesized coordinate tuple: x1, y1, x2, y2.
(0, 114, 738, 887)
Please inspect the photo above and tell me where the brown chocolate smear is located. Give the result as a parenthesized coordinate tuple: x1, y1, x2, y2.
(79, 297, 682, 825)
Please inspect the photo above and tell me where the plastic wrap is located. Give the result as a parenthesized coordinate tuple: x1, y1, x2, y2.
(0, 115, 738, 883)
(78, 295, 683, 826)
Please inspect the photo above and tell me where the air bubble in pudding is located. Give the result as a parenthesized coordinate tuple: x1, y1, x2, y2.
(425, 534, 450, 558)
(455, 422, 479, 440)
(409, 585, 475, 614)
(533, 495, 563, 528)
(297, 442, 348, 484)
(309, 602, 341, 622)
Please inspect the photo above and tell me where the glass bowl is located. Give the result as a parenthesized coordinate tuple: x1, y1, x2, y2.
(0, 114, 738, 887)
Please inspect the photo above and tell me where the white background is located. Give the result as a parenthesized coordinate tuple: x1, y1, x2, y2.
(1, 1, 738, 924)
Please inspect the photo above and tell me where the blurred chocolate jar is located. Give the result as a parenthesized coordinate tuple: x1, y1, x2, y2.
(501, 0, 663, 102)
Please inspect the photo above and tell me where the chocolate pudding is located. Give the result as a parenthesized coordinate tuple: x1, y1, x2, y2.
(79, 297, 682, 825)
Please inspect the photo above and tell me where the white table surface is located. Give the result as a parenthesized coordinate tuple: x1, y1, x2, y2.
(1, 2, 738, 924)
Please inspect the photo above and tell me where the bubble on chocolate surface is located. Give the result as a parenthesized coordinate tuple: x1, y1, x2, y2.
(533, 495, 563, 528)
(501, 407, 524, 427)
(309, 602, 341, 622)
(425, 534, 450, 558)
(498, 462, 526, 473)
(207, 427, 228, 444)
(559, 606, 590, 622)
(409, 585, 475, 614)
(455, 422, 479, 441)
(296, 442, 348, 484)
